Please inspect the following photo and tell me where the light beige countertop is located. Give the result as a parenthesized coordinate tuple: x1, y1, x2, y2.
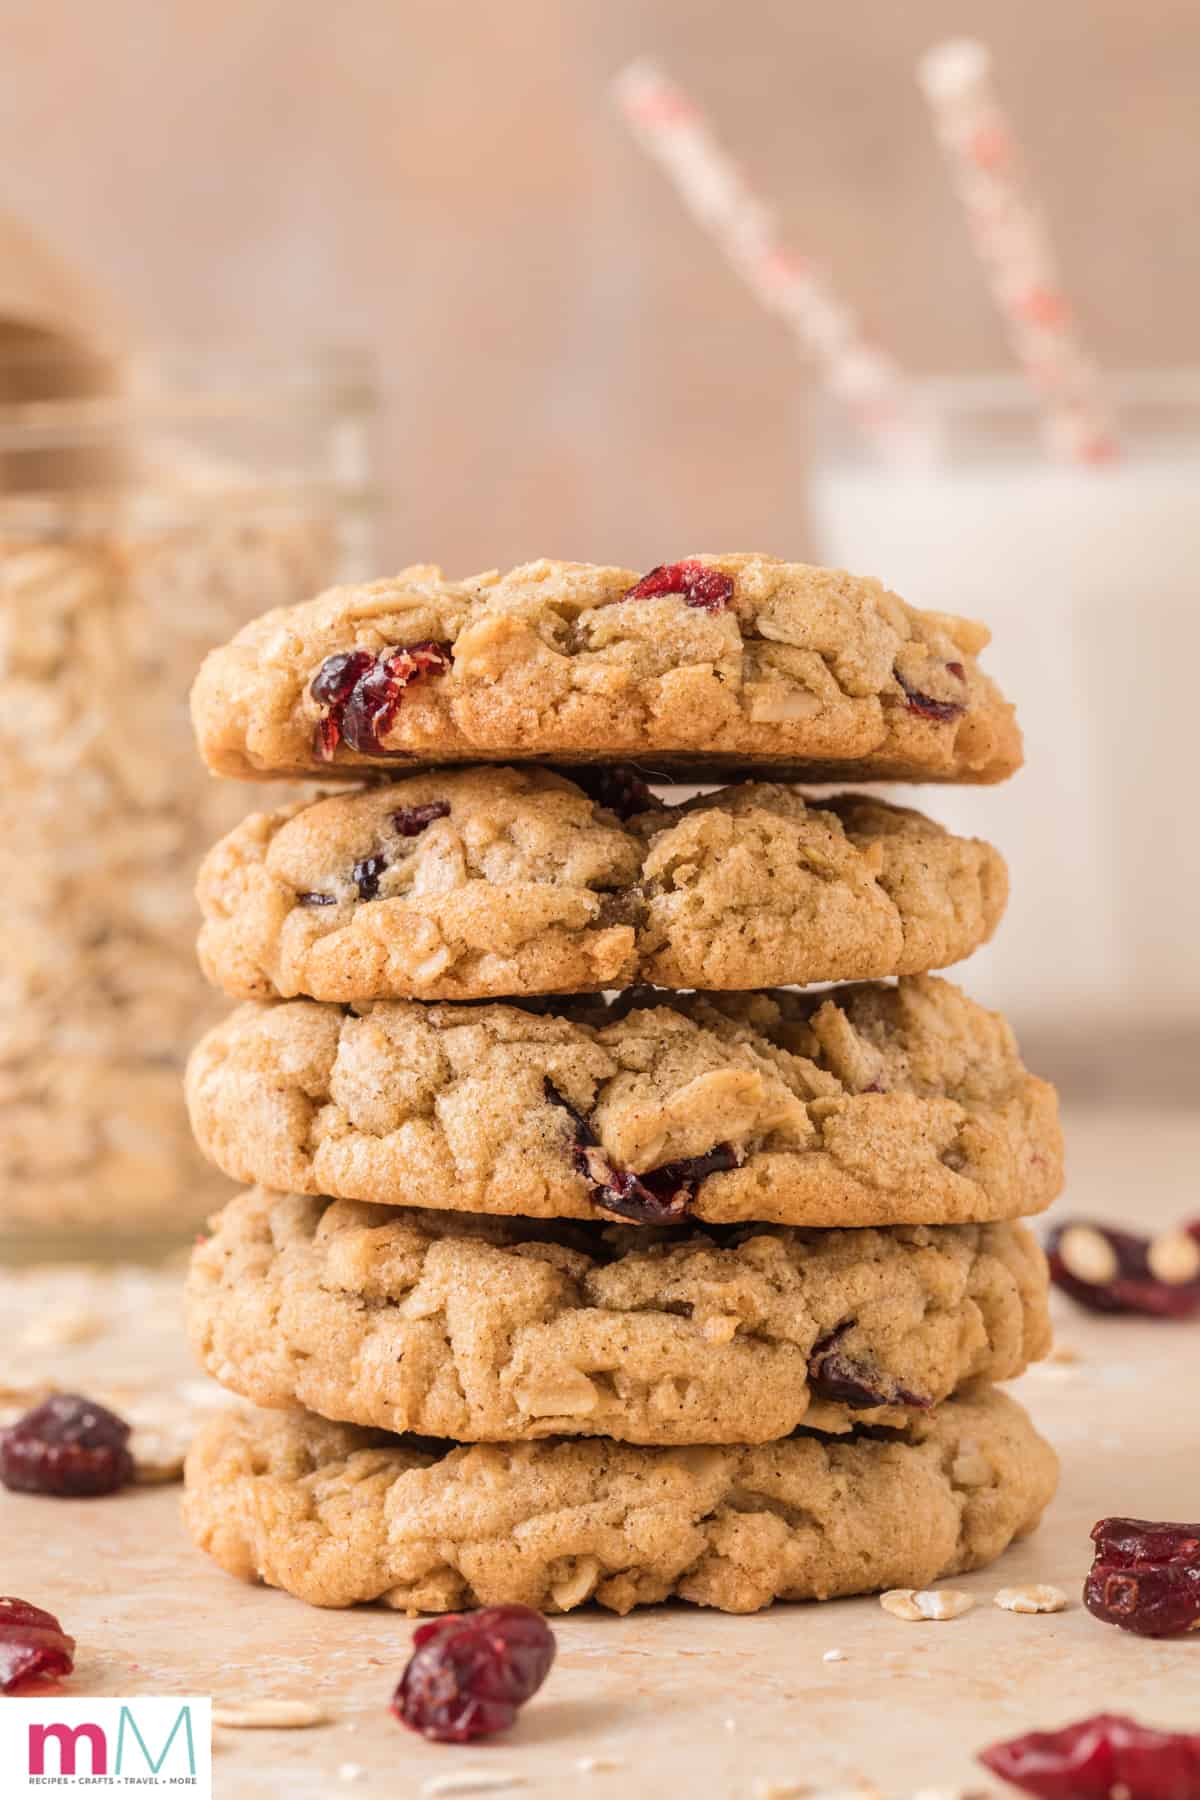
(2, 1102, 1197, 1798)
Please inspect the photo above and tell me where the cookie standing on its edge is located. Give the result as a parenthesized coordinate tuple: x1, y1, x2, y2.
(190, 555, 1023, 785)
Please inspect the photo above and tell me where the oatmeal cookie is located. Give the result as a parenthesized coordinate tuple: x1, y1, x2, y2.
(182, 1386, 1057, 1614)
(188, 1187, 1051, 1443)
(190, 556, 1022, 784)
(196, 767, 1007, 1002)
(184, 976, 1062, 1228)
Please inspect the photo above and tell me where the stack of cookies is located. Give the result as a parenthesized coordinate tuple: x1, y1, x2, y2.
(181, 554, 1062, 1616)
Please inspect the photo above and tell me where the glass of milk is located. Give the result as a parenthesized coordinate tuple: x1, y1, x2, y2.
(806, 373, 1200, 1069)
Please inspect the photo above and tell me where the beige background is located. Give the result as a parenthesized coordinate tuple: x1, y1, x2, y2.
(4, 0, 1198, 569)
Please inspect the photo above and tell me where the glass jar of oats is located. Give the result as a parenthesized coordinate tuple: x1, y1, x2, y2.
(0, 347, 374, 1256)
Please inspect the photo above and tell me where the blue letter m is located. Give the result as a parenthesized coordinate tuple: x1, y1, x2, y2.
(115, 1703, 196, 1775)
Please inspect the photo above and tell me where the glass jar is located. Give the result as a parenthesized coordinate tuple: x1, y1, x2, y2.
(0, 348, 375, 1256)
(806, 372, 1200, 1090)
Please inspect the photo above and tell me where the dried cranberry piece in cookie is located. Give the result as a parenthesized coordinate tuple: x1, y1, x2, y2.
(1047, 1220, 1200, 1319)
(624, 560, 735, 612)
(1084, 1517, 1200, 1637)
(564, 765, 656, 820)
(979, 1713, 1200, 1800)
(595, 1146, 743, 1224)
(342, 805, 451, 904)
(894, 667, 967, 723)
(340, 643, 452, 755)
(310, 642, 452, 759)
(542, 1081, 740, 1223)
(807, 1324, 930, 1411)
(0, 1394, 134, 1498)
(393, 800, 452, 837)
(310, 649, 375, 709)
(338, 656, 402, 754)
(0, 1598, 76, 1693)
(392, 1605, 556, 1743)
(309, 649, 375, 759)
(352, 855, 388, 902)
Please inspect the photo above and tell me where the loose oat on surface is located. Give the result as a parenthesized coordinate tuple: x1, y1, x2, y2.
(880, 1588, 976, 1621)
(211, 1699, 329, 1728)
(993, 1584, 1067, 1613)
(420, 1774, 528, 1797)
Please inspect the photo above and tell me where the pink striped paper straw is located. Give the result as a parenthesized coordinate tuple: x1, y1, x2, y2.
(614, 57, 918, 455)
(918, 38, 1117, 463)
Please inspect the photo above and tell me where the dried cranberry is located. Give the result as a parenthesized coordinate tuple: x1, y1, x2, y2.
(297, 890, 337, 907)
(1084, 1517, 1200, 1637)
(0, 1394, 133, 1498)
(1047, 1220, 1200, 1319)
(310, 641, 452, 759)
(624, 560, 735, 612)
(596, 1146, 742, 1224)
(391, 1604, 556, 1743)
(894, 668, 966, 723)
(393, 800, 452, 836)
(0, 1598, 76, 1693)
(352, 855, 388, 902)
(543, 1080, 740, 1223)
(314, 715, 342, 760)
(339, 659, 401, 753)
(310, 649, 375, 708)
(946, 660, 966, 680)
(332, 804, 452, 904)
(562, 765, 656, 820)
(808, 1324, 930, 1411)
(979, 1713, 1200, 1800)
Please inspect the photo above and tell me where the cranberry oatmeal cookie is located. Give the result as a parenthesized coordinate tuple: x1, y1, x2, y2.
(196, 766, 1007, 1003)
(183, 1386, 1058, 1614)
(184, 976, 1063, 1229)
(190, 556, 1022, 784)
(188, 1187, 1051, 1444)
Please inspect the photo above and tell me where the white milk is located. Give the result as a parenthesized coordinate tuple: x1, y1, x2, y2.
(807, 382, 1200, 1042)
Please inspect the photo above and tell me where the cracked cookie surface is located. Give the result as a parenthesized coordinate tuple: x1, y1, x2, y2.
(190, 555, 1022, 784)
(196, 766, 1008, 1002)
(188, 1187, 1051, 1444)
(184, 976, 1063, 1228)
(182, 1386, 1057, 1614)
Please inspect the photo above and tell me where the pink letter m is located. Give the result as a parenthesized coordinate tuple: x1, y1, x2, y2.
(29, 1721, 108, 1775)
